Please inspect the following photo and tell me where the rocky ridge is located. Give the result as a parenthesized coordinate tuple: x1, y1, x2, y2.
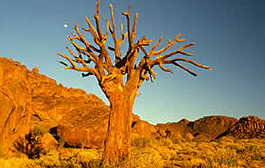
(217, 116, 265, 139)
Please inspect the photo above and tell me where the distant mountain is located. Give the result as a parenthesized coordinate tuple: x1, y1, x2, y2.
(156, 116, 239, 139)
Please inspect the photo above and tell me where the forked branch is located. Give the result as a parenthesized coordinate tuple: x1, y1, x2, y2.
(137, 33, 211, 81)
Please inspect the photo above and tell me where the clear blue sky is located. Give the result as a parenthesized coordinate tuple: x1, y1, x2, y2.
(1, 0, 264, 124)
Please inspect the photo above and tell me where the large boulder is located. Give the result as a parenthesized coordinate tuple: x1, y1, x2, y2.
(57, 105, 110, 148)
(57, 106, 156, 148)
(132, 120, 159, 139)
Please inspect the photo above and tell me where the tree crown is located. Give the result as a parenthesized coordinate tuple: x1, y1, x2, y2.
(57, 0, 211, 88)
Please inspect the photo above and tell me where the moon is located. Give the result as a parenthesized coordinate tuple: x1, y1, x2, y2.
(63, 24, 68, 28)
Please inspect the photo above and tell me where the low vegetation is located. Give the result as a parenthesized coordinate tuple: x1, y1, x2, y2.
(13, 126, 47, 159)
(0, 136, 264, 167)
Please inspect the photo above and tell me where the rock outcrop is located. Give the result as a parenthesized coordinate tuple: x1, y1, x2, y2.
(156, 116, 239, 139)
(0, 57, 32, 154)
(218, 116, 265, 139)
(0, 57, 109, 153)
(188, 116, 238, 138)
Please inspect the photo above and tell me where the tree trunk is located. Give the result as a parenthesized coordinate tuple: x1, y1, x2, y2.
(102, 84, 136, 167)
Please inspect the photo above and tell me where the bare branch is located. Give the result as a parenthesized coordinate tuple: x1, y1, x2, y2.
(159, 62, 173, 73)
(82, 72, 94, 77)
(165, 58, 211, 70)
(96, 0, 99, 16)
(94, 15, 103, 41)
(149, 33, 184, 57)
(57, 52, 101, 80)
(66, 46, 78, 58)
(131, 13, 138, 45)
(66, 36, 87, 51)
(149, 36, 162, 56)
(109, 5, 128, 65)
(173, 62, 197, 76)
(85, 17, 100, 45)
(110, 4, 116, 38)
(57, 60, 68, 67)
(159, 42, 195, 60)
(123, 5, 132, 50)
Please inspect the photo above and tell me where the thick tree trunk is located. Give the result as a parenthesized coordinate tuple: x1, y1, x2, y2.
(102, 85, 136, 167)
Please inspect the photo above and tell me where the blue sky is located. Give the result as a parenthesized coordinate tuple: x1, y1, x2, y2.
(1, 0, 264, 124)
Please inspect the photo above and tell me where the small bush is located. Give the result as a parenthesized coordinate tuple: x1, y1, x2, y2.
(13, 125, 47, 159)
(30, 126, 47, 137)
(58, 138, 66, 148)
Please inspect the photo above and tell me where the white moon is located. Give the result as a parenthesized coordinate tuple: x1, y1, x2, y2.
(63, 24, 68, 28)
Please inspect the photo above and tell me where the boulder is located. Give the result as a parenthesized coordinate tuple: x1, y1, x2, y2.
(57, 106, 110, 148)
(57, 106, 154, 148)
(40, 133, 58, 152)
(132, 120, 158, 139)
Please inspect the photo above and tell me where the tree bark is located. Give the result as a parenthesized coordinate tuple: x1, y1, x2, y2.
(101, 78, 137, 167)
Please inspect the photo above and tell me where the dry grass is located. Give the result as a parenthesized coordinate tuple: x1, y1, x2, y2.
(1, 136, 264, 168)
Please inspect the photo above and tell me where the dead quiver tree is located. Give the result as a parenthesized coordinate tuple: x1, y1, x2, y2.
(57, 0, 211, 166)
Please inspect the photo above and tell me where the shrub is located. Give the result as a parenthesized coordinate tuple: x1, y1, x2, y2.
(58, 138, 66, 148)
(13, 125, 47, 159)
(30, 126, 47, 137)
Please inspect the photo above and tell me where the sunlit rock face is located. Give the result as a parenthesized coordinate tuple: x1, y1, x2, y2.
(0, 57, 32, 154)
(0, 57, 106, 153)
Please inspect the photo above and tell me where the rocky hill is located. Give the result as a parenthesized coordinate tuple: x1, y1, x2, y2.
(0, 57, 264, 156)
(156, 116, 239, 139)
(217, 116, 265, 139)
